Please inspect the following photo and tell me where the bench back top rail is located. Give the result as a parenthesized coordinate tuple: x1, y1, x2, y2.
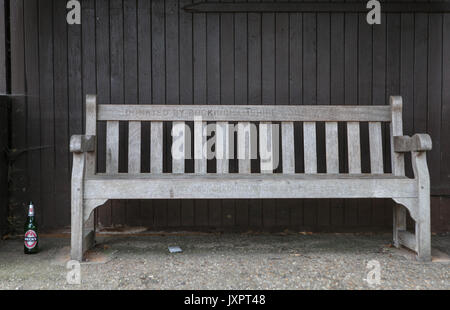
(84, 95, 405, 176)
(97, 104, 392, 122)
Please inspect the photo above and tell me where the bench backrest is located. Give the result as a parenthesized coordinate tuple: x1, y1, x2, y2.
(84, 95, 405, 176)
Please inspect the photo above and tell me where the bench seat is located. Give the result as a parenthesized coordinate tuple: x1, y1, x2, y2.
(84, 173, 417, 200)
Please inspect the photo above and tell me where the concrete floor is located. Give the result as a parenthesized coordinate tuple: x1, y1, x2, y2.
(0, 232, 449, 290)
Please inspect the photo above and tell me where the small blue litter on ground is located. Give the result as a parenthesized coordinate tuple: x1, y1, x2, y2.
(168, 246, 183, 253)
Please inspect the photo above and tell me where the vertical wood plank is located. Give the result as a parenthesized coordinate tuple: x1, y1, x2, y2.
(303, 9, 318, 227)
(0, 0, 6, 233)
(248, 0, 263, 227)
(369, 122, 383, 173)
(152, 0, 167, 227)
(238, 122, 252, 173)
(329, 9, 345, 227)
(137, 0, 153, 226)
(289, 10, 303, 227)
(216, 122, 230, 174)
(303, 122, 317, 174)
(235, 0, 249, 228)
(110, 0, 127, 225)
(443, 15, 450, 189)
(39, 0, 55, 229)
(346, 122, 361, 174)
(166, 0, 181, 227)
(151, 122, 163, 173)
(172, 122, 185, 173)
(260, 122, 274, 173)
(282, 122, 295, 174)
(317, 6, 331, 226)
(180, 0, 195, 226)
(325, 122, 339, 173)
(194, 119, 207, 173)
(206, 0, 221, 227)
(128, 121, 141, 173)
(390, 96, 406, 245)
(9, 0, 30, 227)
(220, 5, 236, 227)
(53, 0, 70, 226)
(95, 0, 112, 227)
(106, 121, 119, 174)
(427, 13, 442, 190)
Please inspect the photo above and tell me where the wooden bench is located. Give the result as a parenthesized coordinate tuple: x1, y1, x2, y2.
(70, 95, 432, 262)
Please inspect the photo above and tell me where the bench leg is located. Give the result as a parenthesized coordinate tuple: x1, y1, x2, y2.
(71, 152, 96, 261)
(393, 151, 431, 262)
(71, 200, 96, 262)
(393, 204, 407, 248)
(415, 196, 431, 262)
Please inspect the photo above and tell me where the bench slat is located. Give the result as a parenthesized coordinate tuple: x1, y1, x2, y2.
(106, 121, 119, 174)
(128, 121, 141, 173)
(85, 175, 418, 200)
(282, 122, 295, 174)
(238, 122, 252, 173)
(347, 122, 361, 173)
(216, 122, 230, 173)
(303, 122, 317, 174)
(172, 121, 185, 173)
(260, 122, 274, 173)
(85, 95, 97, 175)
(97, 104, 392, 122)
(369, 122, 384, 173)
(325, 122, 339, 173)
(151, 122, 163, 173)
(194, 119, 207, 173)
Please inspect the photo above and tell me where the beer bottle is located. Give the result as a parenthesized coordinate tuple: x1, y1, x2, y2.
(24, 202, 39, 254)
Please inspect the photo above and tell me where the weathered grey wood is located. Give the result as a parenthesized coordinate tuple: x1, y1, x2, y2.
(71, 152, 85, 261)
(128, 121, 141, 173)
(411, 150, 431, 261)
(282, 122, 295, 174)
(394, 134, 432, 153)
(85, 95, 97, 175)
(260, 122, 274, 173)
(106, 121, 119, 174)
(325, 122, 339, 173)
(151, 121, 163, 173)
(172, 121, 185, 173)
(347, 122, 361, 174)
(194, 119, 207, 173)
(84, 174, 418, 200)
(72, 96, 433, 261)
(70, 135, 95, 153)
(238, 122, 251, 173)
(303, 122, 317, 174)
(97, 104, 392, 122)
(390, 96, 406, 248)
(216, 122, 230, 174)
(398, 230, 417, 251)
(369, 122, 384, 173)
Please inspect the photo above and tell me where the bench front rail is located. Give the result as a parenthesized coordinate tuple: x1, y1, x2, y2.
(70, 95, 432, 262)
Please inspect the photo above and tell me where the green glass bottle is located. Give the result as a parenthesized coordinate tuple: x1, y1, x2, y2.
(24, 202, 39, 254)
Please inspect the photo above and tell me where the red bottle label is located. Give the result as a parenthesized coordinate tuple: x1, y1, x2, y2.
(24, 230, 37, 249)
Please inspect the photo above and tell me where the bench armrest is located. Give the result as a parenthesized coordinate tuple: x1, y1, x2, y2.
(70, 135, 96, 153)
(393, 134, 432, 153)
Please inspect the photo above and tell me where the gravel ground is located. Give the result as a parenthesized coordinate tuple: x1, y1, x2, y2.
(0, 232, 449, 290)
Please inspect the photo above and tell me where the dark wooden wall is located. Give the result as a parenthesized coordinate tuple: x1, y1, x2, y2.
(8, 0, 450, 232)
(0, 0, 8, 236)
